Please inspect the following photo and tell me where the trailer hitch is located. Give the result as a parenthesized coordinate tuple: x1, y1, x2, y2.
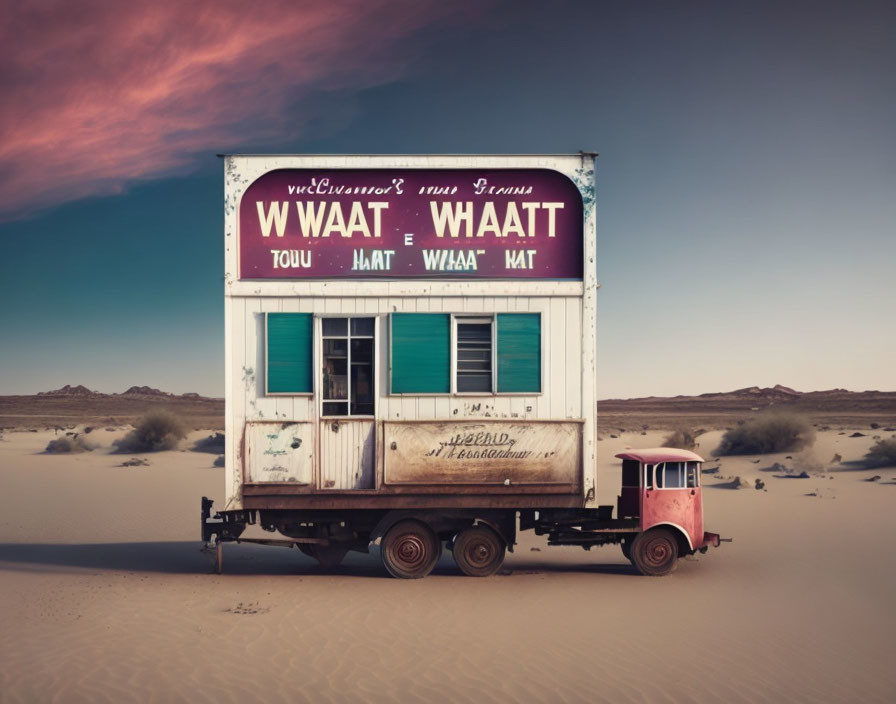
(201, 496, 219, 544)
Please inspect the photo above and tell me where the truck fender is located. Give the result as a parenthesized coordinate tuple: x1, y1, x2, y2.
(369, 511, 435, 546)
(643, 522, 693, 555)
(471, 517, 513, 552)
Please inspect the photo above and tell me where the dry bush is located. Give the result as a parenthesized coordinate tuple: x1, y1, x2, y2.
(864, 438, 896, 469)
(114, 411, 186, 453)
(45, 435, 94, 453)
(715, 413, 815, 456)
(662, 428, 698, 451)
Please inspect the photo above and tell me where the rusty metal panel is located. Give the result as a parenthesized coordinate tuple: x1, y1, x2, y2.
(383, 420, 581, 486)
(245, 421, 313, 484)
(319, 419, 375, 489)
(240, 492, 583, 511)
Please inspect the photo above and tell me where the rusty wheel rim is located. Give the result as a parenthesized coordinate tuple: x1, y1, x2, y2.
(392, 534, 428, 569)
(461, 539, 495, 569)
(643, 536, 674, 568)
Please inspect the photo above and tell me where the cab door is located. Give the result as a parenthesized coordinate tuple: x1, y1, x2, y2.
(317, 316, 376, 490)
(640, 462, 697, 548)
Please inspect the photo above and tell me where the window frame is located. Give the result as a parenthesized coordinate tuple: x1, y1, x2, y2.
(318, 314, 378, 419)
(388, 311, 543, 397)
(451, 315, 497, 395)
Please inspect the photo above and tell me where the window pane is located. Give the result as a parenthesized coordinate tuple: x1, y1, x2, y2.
(350, 337, 374, 415)
(351, 317, 375, 336)
(322, 401, 348, 416)
(664, 462, 685, 488)
(350, 364, 374, 415)
(686, 461, 699, 488)
(457, 323, 490, 342)
(323, 339, 347, 358)
(645, 464, 655, 489)
(322, 318, 348, 336)
(654, 463, 664, 488)
(457, 373, 492, 392)
(351, 338, 373, 364)
(323, 350, 347, 400)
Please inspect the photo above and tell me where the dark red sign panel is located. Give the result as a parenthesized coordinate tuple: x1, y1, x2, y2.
(238, 168, 583, 279)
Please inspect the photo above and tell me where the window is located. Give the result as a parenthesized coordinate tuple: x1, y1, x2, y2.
(389, 312, 541, 394)
(656, 462, 685, 489)
(455, 317, 493, 392)
(322, 317, 375, 416)
(686, 461, 700, 488)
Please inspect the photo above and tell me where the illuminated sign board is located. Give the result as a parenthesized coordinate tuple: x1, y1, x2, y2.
(238, 168, 583, 279)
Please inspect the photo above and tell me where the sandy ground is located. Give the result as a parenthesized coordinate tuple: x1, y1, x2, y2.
(1, 427, 894, 703)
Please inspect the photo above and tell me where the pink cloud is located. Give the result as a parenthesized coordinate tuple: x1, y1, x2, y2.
(0, 0, 463, 219)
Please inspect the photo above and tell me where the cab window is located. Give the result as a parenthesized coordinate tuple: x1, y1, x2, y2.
(657, 462, 685, 489)
(686, 461, 700, 488)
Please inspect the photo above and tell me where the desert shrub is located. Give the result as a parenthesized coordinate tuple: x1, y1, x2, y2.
(114, 411, 186, 453)
(715, 413, 815, 456)
(662, 428, 698, 450)
(193, 432, 225, 454)
(864, 438, 896, 469)
(45, 435, 93, 453)
(213, 455, 225, 467)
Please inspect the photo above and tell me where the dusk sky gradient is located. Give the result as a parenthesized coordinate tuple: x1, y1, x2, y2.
(1, 0, 893, 398)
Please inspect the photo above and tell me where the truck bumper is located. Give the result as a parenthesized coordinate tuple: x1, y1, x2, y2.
(701, 531, 721, 549)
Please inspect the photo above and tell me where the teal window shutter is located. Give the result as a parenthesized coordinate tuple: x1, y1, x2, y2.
(391, 313, 450, 393)
(497, 314, 541, 393)
(266, 313, 313, 394)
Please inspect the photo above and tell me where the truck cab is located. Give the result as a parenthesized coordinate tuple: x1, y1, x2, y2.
(615, 448, 720, 575)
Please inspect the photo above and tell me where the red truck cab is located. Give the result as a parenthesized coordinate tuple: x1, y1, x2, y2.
(615, 448, 721, 575)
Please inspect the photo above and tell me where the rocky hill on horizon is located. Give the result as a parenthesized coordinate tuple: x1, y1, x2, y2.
(2, 384, 224, 429)
(599, 384, 896, 429)
(33, 384, 220, 400)
(4, 383, 894, 431)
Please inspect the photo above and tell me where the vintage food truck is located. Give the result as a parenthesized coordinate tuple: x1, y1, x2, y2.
(201, 154, 721, 577)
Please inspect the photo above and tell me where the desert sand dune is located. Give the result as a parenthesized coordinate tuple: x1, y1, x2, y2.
(1, 427, 894, 703)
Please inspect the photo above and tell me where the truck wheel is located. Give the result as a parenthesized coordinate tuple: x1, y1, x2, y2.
(381, 520, 440, 579)
(630, 529, 678, 576)
(308, 544, 349, 569)
(453, 526, 505, 577)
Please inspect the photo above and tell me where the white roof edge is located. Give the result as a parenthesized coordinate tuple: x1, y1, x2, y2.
(216, 152, 599, 158)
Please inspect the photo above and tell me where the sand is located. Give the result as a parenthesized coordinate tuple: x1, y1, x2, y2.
(1, 426, 894, 703)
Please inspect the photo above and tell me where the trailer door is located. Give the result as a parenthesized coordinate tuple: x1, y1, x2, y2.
(318, 316, 376, 489)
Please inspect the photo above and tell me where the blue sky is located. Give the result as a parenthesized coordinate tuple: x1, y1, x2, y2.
(1, 0, 893, 398)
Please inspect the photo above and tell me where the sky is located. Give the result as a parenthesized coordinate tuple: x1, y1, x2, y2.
(0, 0, 893, 399)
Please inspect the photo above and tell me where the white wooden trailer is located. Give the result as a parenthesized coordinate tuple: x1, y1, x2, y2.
(205, 153, 601, 577)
